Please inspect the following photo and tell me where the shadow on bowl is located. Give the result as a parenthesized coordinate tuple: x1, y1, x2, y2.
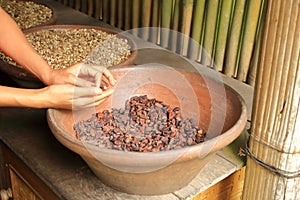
(47, 64, 247, 195)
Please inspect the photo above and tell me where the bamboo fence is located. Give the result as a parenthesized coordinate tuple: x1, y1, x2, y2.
(243, 0, 300, 198)
(53, 0, 266, 85)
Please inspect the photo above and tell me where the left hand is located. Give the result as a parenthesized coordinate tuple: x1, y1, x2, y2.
(43, 63, 116, 89)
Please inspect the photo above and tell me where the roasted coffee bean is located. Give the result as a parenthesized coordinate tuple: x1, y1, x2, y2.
(74, 95, 207, 152)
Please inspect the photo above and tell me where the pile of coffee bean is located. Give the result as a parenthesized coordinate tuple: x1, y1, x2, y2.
(74, 95, 206, 152)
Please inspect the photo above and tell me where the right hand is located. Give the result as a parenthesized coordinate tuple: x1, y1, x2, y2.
(42, 84, 114, 110)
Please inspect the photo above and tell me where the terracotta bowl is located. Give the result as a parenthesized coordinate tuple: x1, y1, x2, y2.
(0, 25, 137, 88)
(47, 65, 247, 195)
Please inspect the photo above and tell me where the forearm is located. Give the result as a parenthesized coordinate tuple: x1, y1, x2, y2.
(0, 7, 53, 84)
(0, 85, 48, 108)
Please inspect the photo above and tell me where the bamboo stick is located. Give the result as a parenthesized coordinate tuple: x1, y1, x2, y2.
(68, 0, 74, 8)
(131, 0, 140, 36)
(75, 0, 81, 10)
(177, 0, 194, 56)
(124, 0, 132, 30)
(223, 0, 247, 78)
(94, 0, 103, 20)
(243, 0, 300, 199)
(63, 0, 68, 5)
(237, 0, 263, 82)
(102, 0, 110, 24)
(169, 0, 179, 52)
(188, 0, 206, 62)
(87, 0, 93, 16)
(141, 0, 152, 40)
(149, 0, 160, 44)
(110, 0, 117, 26)
(214, 0, 235, 72)
(117, 0, 124, 29)
(81, 0, 88, 14)
(160, 0, 173, 49)
(201, 0, 219, 67)
(247, 0, 266, 86)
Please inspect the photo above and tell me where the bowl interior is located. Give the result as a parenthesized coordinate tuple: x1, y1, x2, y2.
(54, 65, 245, 144)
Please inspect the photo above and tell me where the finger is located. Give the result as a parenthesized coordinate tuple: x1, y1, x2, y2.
(102, 68, 116, 85)
(75, 77, 98, 87)
(79, 65, 105, 87)
(72, 90, 113, 110)
(73, 87, 102, 98)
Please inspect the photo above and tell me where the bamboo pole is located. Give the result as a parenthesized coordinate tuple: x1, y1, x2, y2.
(169, 0, 179, 52)
(81, 0, 88, 14)
(214, 0, 234, 72)
(236, 0, 263, 82)
(131, 0, 140, 36)
(75, 0, 81, 10)
(160, 0, 173, 49)
(124, 0, 132, 30)
(87, 0, 93, 16)
(223, 0, 247, 78)
(243, 0, 300, 199)
(102, 0, 110, 24)
(201, 0, 219, 67)
(141, 0, 152, 40)
(68, 0, 74, 8)
(117, 0, 124, 29)
(247, 1, 266, 86)
(94, 0, 103, 20)
(110, 0, 117, 26)
(177, 0, 194, 56)
(149, 0, 160, 44)
(188, 0, 206, 62)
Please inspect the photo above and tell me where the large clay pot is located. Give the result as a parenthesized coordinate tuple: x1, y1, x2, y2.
(47, 64, 247, 195)
(0, 25, 137, 88)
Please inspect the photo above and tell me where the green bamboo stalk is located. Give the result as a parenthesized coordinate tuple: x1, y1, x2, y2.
(131, 0, 140, 36)
(149, 0, 160, 44)
(201, 0, 219, 67)
(177, 0, 194, 56)
(117, 0, 124, 29)
(75, 0, 81, 10)
(110, 0, 117, 26)
(214, 0, 234, 72)
(87, 0, 93, 16)
(102, 0, 110, 24)
(243, 0, 300, 198)
(81, 0, 88, 14)
(223, 0, 247, 78)
(141, 0, 152, 40)
(68, 0, 74, 8)
(188, 0, 206, 61)
(160, 0, 173, 48)
(237, 0, 263, 82)
(247, 0, 266, 86)
(124, 0, 132, 30)
(169, 0, 180, 52)
(94, 0, 103, 20)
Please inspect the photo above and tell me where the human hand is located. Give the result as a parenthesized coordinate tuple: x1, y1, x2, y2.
(42, 84, 114, 110)
(42, 63, 116, 89)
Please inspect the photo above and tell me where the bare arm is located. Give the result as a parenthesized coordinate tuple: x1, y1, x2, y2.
(0, 7, 53, 84)
(0, 85, 114, 110)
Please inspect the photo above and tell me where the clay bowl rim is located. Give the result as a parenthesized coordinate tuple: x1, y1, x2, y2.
(47, 66, 248, 163)
(0, 24, 137, 82)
